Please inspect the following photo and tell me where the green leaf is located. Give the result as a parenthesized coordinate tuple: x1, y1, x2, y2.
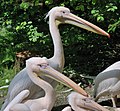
(91, 9, 96, 14)
(91, 9, 99, 15)
(28, 21, 32, 24)
(21, 21, 27, 26)
(20, 2, 30, 11)
(113, 6, 118, 10)
(10, 0, 13, 4)
(97, 16, 104, 22)
(35, 0, 40, 6)
(92, 0, 97, 5)
(16, 26, 20, 31)
(45, 0, 53, 5)
(75, 5, 84, 11)
(2, 54, 14, 64)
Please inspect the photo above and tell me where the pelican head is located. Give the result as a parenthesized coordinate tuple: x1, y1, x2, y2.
(26, 57, 88, 96)
(45, 6, 110, 37)
(67, 92, 109, 111)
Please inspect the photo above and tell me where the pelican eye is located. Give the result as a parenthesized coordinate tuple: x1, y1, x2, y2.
(62, 11, 66, 14)
(61, 10, 70, 15)
(38, 64, 42, 67)
(82, 98, 91, 103)
(38, 63, 49, 69)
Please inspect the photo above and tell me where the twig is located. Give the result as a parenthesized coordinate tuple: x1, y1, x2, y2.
(0, 85, 9, 90)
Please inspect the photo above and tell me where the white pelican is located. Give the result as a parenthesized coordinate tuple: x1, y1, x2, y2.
(62, 92, 109, 111)
(94, 61, 120, 107)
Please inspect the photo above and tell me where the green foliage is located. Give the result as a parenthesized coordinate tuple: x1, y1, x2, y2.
(91, 9, 104, 22)
(108, 18, 120, 32)
(20, 2, 30, 11)
(16, 21, 43, 42)
(45, 0, 53, 5)
(0, 67, 16, 87)
(0, 27, 15, 65)
(106, 3, 118, 12)
(0, 67, 16, 98)
(75, 5, 85, 11)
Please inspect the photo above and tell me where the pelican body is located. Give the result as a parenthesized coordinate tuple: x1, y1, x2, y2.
(94, 61, 120, 107)
(4, 57, 88, 111)
(1, 6, 109, 111)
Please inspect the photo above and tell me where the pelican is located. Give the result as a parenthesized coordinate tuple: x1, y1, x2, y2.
(62, 92, 109, 111)
(94, 61, 120, 108)
(1, 6, 109, 111)
(4, 57, 88, 111)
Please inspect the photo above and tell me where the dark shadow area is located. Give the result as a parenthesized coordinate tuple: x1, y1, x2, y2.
(52, 104, 74, 111)
(98, 98, 120, 107)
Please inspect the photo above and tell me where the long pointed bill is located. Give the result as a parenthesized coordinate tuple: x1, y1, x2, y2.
(39, 65, 88, 97)
(61, 13, 110, 37)
(78, 97, 109, 111)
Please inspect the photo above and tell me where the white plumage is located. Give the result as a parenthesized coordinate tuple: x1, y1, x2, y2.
(94, 61, 120, 107)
